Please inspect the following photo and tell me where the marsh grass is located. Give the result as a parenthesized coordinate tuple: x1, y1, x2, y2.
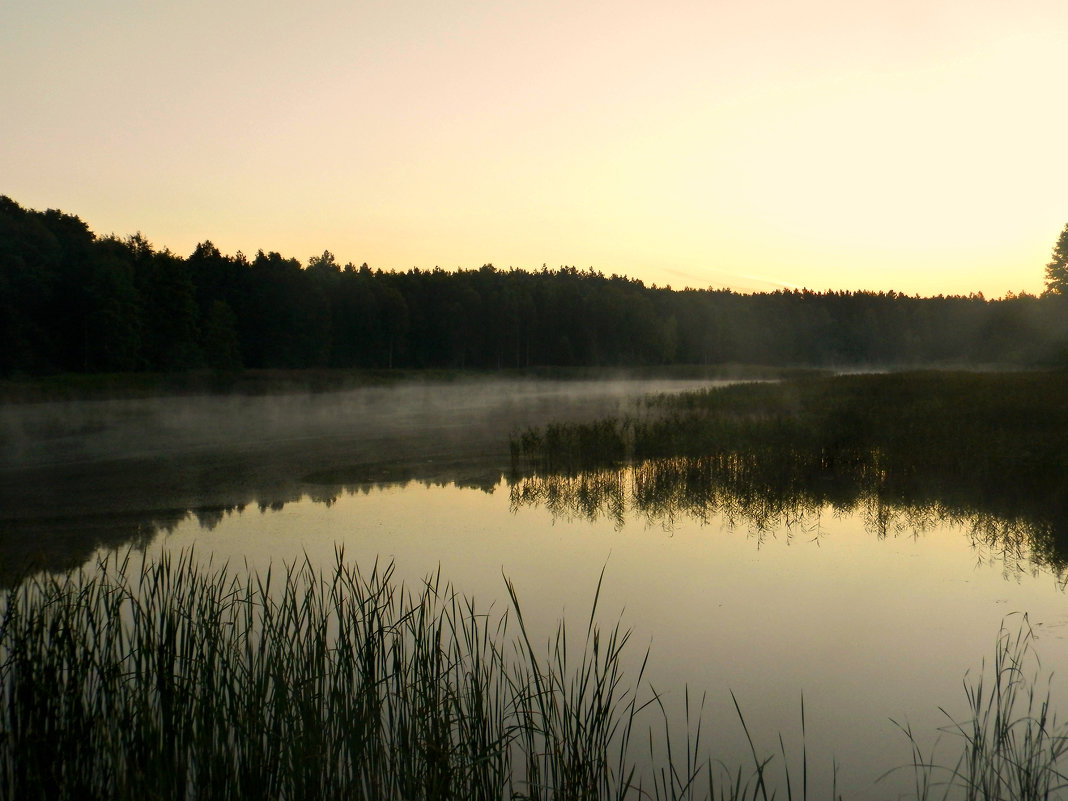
(0, 551, 669, 801)
(2, 551, 1065, 800)
(512, 371, 1068, 483)
(886, 615, 1068, 801)
(509, 371, 1068, 571)
(0, 550, 522, 801)
(0, 550, 834, 801)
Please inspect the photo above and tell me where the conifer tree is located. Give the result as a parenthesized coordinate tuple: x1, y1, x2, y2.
(1044, 222, 1068, 295)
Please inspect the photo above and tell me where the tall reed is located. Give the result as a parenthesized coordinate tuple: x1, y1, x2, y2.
(0, 549, 523, 801)
(887, 614, 1068, 801)
(0, 550, 665, 801)
(3, 551, 1066, 800)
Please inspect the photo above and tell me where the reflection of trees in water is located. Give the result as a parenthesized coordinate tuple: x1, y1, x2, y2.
(1, 496, 299, 587)
(191, 504, 246, 529)
(507, 456, 1068, 582)
(0, 459, 509, 586)
(0, 509, 187, 587)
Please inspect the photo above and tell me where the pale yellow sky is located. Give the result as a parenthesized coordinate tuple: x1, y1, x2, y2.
(4, 1, 1066, 296)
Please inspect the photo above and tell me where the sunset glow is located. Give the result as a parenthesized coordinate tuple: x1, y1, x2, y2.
(5, 0, 1067, 296)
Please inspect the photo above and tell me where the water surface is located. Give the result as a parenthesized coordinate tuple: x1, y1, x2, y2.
(2, 376, 1066, 798)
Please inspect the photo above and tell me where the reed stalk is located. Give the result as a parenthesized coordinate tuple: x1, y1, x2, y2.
(885, 614, 1068, 801)
(2, 551, 1064, 800)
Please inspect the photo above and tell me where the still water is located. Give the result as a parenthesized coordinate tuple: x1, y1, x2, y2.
(3, 376, 1067, 798)
(121, 468, 1068, 797)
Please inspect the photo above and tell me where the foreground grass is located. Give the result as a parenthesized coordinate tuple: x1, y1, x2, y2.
(888, 616, 1068, 801)
(2, 553, 1066, 800)
(0, 551, 657, 801)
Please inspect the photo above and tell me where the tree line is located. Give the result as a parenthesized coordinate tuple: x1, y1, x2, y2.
(3, 195, 1067, 375)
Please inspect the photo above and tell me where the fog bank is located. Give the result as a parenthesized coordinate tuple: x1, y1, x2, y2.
(0, 377, 727, 520)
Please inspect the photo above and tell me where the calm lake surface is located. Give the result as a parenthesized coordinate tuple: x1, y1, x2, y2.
(2, 376, 1067, 798)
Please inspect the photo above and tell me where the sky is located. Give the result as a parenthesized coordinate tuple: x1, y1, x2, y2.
(4, 0, 1067, 297)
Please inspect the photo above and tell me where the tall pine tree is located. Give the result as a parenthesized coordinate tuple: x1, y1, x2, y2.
(1044, 222, 1068, 295)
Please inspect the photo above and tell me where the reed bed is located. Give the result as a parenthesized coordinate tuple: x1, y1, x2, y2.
(887, 615, 1068, 801)
(509, 371, 1068, 571)
(3, 551, 1067, 800)
(0, 551, 666, 801)
(513, 371, 1068, 478)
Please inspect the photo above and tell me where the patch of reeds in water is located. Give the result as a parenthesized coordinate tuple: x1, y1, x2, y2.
(0, 551, 665, 801)
(2, 552, 1067, 800)
(886, 615, 1068, 801)
(509, 371, 1068, 573)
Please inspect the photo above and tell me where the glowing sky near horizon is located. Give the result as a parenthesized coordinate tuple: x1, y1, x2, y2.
(4, 1, 1067, 296)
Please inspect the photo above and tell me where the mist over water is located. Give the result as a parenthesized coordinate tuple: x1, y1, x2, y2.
(0, 377, 722, 471)
(0, 377, 727, 575)
(3, 373, 1068, 799)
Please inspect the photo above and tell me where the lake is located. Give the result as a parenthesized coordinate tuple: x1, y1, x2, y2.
(2, 375, 1066, 799)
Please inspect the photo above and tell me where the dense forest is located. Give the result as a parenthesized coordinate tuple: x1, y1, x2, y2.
(3, 195, 1067, 375)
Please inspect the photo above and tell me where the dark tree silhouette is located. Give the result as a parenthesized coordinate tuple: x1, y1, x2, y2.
(1044, 222, 1068, 296)
(85, 237, 141, 370)
(5, 194, 1068, 377)
(201, 300, 242, 371)
(140, 244, 201, 370)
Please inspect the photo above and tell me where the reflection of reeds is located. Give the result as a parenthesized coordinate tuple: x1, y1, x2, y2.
(509, 371, 1068, 574)
(509, 457, 1063, 579)
(511, 470, 629, 528)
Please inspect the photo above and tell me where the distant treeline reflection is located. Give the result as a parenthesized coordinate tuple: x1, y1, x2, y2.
(510, 371, 1068, 577)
